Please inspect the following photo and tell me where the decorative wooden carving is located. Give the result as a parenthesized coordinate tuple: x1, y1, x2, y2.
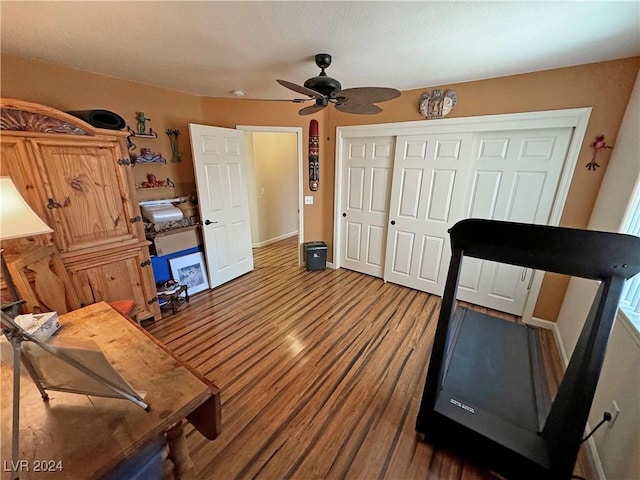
(309, 119, 319, 191)
(0, 108, 88, 135)
(418, 90, 457, 120)
(6, 246, 82, 314)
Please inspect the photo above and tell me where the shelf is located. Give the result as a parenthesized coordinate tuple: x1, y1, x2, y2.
(131, 133, 157, 138)
(127, 126, 158, 138)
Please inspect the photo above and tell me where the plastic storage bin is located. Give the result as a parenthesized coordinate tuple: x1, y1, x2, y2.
(105, 437, 164, 480)
(304, 241, 327, 271)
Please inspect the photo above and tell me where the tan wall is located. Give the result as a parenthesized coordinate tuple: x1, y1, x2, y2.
(252, 132, 298, 243)
(1, 54, 203, 196)
(2, 53, 638, 319)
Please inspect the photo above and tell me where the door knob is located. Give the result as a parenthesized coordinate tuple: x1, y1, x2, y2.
(390, 220, 396, 225)
(204, 219, 217, 225)
(342, 213, 346, 217)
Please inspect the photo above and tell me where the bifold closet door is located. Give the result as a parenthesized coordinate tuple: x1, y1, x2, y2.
(383, 133, 473, 296)
(339, 137, 395, 277)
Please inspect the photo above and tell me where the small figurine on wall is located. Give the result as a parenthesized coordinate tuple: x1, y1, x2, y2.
(127, 112, 157, 138)
(140, 173, 169, 188)
(136, 112, 151, 135)
(585, 134, 613, 171)
(134, 147, 167, 164)
(166, 129, 182, 163)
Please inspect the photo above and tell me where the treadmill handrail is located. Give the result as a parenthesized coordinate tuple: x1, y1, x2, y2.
(449, 219, 640, 280)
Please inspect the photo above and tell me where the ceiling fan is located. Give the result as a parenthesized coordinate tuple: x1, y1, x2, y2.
(277, 53, 401, 115)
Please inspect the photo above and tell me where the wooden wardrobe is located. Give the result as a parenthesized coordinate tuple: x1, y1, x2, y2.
(1, 98, 161, 321)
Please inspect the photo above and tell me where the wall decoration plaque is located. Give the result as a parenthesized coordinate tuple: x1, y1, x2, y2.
(419, 90, 457, 119)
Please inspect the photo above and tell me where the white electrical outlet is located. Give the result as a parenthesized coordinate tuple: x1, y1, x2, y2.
(610, 400, 621, 425)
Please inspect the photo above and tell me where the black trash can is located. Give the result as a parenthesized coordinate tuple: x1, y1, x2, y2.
(304, 241, 327, 271)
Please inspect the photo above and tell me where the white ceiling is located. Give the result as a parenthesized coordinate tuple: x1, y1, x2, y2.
(1, 1, 639, 101)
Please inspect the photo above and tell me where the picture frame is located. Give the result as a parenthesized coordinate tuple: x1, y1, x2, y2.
(169, 252, 210, 295)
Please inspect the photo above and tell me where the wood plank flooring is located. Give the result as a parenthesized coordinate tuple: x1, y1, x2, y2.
(146, 237, 593, 480)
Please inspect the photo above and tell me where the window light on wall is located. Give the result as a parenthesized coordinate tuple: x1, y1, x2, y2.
(619, 184, 640, 331)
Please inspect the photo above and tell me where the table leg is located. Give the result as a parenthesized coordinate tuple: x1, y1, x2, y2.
(171, 296, 178, 314)
(166, 420, 194, 479)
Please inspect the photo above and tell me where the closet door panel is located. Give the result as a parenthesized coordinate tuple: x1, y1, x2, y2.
(384, 133, 473, 295)
(457, 127, 573, 314)
(339, 137, 395, 277)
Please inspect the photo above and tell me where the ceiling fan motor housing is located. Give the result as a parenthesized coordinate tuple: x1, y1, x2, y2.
(304, 75, 342, 97)
(304, 52, 341, 97)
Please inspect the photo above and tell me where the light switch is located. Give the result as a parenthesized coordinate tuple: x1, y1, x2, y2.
(304, 196, 313, 205)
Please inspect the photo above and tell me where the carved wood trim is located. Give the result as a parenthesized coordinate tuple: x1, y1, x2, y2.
(0, 108, 89, 135)
(1, 98, 129, 138)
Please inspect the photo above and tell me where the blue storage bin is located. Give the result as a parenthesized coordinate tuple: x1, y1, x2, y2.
(105, 437, 164, 480)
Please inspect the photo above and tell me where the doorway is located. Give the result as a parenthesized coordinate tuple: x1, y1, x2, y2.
(238, 126, 304, 265)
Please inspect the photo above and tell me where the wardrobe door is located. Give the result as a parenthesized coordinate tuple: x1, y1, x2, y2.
(29, 138, 139, 253)
(0, 136, 53, 252)
(64, 245, 159, 319)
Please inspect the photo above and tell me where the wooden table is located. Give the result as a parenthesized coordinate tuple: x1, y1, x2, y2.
(0, 302, 220, 479)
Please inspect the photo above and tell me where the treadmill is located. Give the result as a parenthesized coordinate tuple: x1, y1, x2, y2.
(416, 219, 640, 480)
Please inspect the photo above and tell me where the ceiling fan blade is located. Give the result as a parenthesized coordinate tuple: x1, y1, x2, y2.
(336, 87, 401, 104)
(299, 104, 328, 115)
(277, 79, 325, 100)
(335, 103, 383, 115)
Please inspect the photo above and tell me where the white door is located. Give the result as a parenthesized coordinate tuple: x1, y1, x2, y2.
(339, 137, 394, 277)
(383, 133, 473, 295)
(189, 124, 254, 288)
(457, 127, 574, 314)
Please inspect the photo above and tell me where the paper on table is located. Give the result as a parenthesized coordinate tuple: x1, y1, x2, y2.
(21, 337, 146, 400)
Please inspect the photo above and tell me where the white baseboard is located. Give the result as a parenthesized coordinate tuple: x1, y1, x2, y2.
(252, 231, 298, 248)
(526, 317, 606, 480)
(526, 317, 570, 366)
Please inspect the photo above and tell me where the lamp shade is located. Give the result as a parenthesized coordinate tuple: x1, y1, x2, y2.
(0, 177, 53, 240)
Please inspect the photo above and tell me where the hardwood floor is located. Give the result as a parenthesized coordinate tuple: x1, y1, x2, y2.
(147, 237, 593, 480)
